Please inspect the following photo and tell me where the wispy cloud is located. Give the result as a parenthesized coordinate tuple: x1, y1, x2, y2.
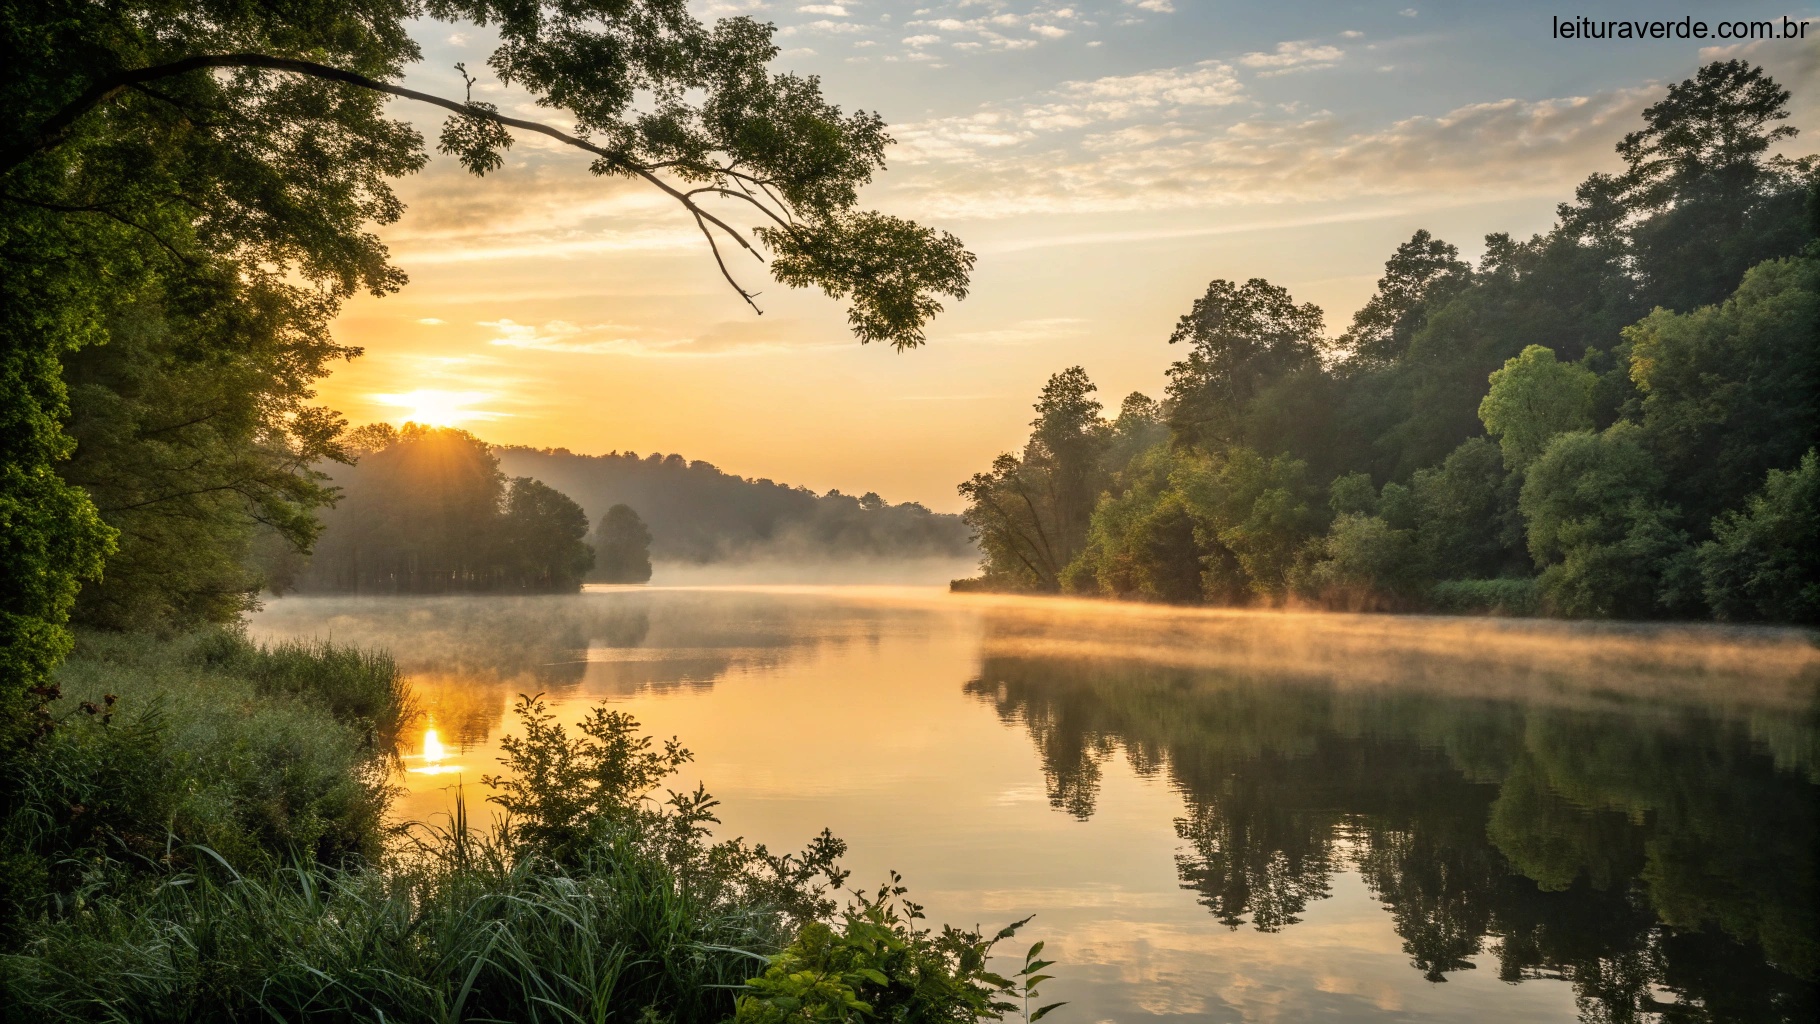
(481, 318, 841, 358)
(894, 60, 1245, 161)
(885, 77, 1654, 217)
(940, 317, 1089, 346)
(1239, 40, 1344, 76)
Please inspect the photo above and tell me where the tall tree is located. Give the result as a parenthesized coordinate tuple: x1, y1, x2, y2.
(1477, 345, 1598, 472)
(1337, 230, 1472, 369)
(594, 503, 654, 584)
(1624, 257, 1819, 530)
(1614, 60, 1812, 311)
(958, 368, 1108, 591)
(2, 0, 975, 722)
(1165, 279, 1326, 450)
(500, 478, 593, 591)
(305, 425, 505, 591)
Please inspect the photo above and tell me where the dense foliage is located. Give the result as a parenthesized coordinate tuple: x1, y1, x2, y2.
(500, 445, 976, 565)
(958, 61, 1817, 623)
(301, 424, 594, 592)
(1, 646, 1050, 1024)
(2, 0, 971, 740)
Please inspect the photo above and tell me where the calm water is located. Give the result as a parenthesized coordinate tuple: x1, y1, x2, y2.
(248, 586, 1820, 1024)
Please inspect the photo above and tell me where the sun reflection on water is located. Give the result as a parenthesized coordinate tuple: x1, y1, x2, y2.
(410, 722, 460, 775)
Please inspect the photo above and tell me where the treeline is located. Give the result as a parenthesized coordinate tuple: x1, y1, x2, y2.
(959, 61, 1818, 623)
(497, 446, 975, 564)
(299, 424, 599, 593)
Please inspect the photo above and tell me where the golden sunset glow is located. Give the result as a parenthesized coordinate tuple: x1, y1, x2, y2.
(317, 22, 1813, 510)
(371, 389, 504, 430)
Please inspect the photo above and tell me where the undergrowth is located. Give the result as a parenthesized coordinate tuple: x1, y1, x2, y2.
(1, 663, 1060, 1024)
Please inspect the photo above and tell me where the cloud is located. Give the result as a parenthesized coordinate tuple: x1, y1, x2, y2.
(484, 318, 684, 356)
(370, 389, 511, 426)
(1239, 40, 1344, 74)
(903, 33, 941, 46)
(893, 60, 1244, 159)
(1124, 0, 1174, 12)
(780, 19, 867, 35)
(417, 317, 447, 325)
(940, 317, 1089, 346)
(797, 3, 849, 14)
(903, 7, 1079, 50)
(883, 79, 1655, 218)
(481, 318, 837, 358)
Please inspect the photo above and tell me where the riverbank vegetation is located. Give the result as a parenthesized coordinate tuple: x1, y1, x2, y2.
(2, 633, 1050, 1022)
(957, 61, 1817, 624)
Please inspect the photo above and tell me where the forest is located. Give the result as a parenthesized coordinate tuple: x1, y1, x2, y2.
(496, 445, 974, 564)
(285, 427, 974, 594)
(957, 61, 1817, 624)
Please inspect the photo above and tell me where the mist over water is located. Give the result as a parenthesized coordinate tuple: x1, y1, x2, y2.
(646, 555, 982, 588)
(248, 587, 1819, 1023)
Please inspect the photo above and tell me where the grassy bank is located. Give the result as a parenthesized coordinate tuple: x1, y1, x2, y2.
(0, 629, 408, 943)
(1, 632, 1046, 1024)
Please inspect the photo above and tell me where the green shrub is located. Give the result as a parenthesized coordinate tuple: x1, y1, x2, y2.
(1519, 425, 1691, 618)
(1698, 450, 1820, 624)
(1290, 513, 1421, 610)
(1427, 579, 1541, 617)
(736, 874, 1062, 1024)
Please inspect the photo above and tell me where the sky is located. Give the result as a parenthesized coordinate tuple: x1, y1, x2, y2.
(323, 1, 1819, 511)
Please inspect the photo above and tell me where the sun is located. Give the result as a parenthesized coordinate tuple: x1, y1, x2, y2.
(370, 388, 499, 428)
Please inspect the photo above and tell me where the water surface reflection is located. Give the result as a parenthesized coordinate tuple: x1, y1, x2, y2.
(248, 588, 1818, 1023)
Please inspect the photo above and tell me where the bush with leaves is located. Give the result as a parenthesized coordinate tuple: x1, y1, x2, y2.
(1519, 425, 1694, 618)
(736, 873, 1063, 1024)
(1698, 449, 1820, 624)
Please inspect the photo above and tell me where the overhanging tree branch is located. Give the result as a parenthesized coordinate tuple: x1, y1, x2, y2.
(5, 52, 794, 301)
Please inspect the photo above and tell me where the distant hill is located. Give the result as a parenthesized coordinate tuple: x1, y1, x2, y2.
(493, 446, 975, 565)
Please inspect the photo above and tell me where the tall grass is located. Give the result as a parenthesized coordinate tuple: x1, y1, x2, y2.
(0, 675, 841, 1023)
(0, 628, 408, 944)
(3, 822, 785, 1023)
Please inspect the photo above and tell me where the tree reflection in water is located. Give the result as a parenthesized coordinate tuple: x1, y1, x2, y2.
(964, 650, 1818, 1022)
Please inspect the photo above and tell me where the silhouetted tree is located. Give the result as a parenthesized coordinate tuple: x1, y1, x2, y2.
(595, 504, 654, 584)
(501, 478, 593, 591)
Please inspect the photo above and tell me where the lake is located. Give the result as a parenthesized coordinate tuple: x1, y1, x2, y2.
(247, 586, 1819, 1024)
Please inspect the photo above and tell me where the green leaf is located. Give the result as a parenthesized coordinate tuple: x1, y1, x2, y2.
(1025, 940, 1045, 960)
(1031, 1001, 1068, 1021)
